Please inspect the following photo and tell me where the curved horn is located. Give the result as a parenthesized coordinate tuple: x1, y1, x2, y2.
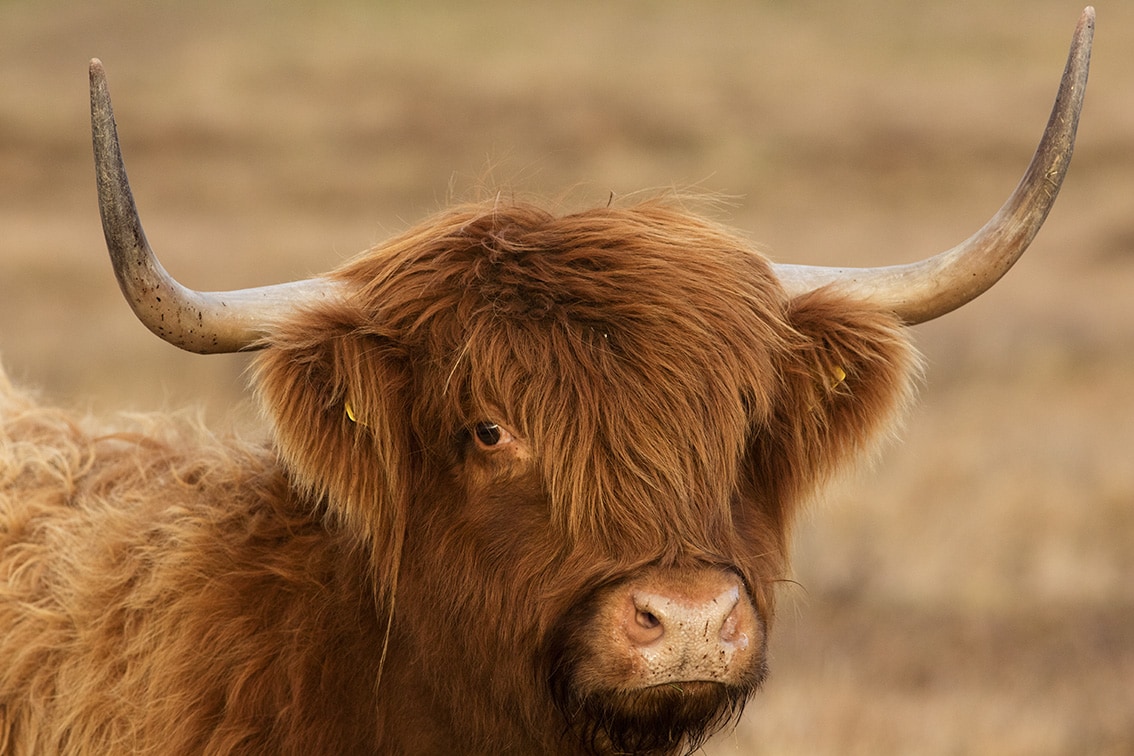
(90, 59, 341, 354)
(774, 6, 1094, 324)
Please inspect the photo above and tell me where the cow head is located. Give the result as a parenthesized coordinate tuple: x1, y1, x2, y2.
(85, 9, 1091, 753)
(250, 200, 917, 751)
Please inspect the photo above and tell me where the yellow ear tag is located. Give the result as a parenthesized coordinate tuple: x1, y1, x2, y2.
(345, 400, 359, 424)
(830, 365, 847, 389)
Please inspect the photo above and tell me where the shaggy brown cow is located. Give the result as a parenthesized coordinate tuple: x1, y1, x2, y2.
(1, 9, 1092, 756)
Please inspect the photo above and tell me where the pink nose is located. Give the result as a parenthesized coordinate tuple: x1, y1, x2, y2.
(627, 584, 745, 648)
(617, 568, 760, 686)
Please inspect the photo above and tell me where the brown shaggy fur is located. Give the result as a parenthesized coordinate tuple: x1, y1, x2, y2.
(1, 198, 916, 754)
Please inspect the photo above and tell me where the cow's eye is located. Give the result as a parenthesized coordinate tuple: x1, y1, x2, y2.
(473, 422, 512, 449)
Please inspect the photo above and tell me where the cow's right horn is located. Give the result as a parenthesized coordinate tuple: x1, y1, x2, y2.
(90, 59, 342, 354)
(773, 6, 1094, 325)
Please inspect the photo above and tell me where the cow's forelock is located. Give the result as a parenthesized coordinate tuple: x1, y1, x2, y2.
(343, 200, 791, 559)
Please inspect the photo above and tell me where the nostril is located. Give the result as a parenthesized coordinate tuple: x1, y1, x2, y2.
(720, 609, 736, 640)
(716, 588, 739, 637)
(718, 599, 749, 649)
(625, 596, 666, 647)
(636, 609, 661, 630)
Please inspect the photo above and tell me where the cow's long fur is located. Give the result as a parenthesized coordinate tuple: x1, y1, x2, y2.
(2, 198, 917, 754)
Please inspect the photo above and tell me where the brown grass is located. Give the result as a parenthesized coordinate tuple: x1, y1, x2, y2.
(2, 1, 1132, 753)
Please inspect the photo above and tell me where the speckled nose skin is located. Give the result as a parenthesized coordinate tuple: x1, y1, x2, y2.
(575, 567, 764, 690)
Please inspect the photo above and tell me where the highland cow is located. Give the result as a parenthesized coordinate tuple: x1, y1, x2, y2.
(0, 9, 1092, 755)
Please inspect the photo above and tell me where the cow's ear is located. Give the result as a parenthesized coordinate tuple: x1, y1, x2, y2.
(749, 289, 920, 527)
(252, 305, 411, 595)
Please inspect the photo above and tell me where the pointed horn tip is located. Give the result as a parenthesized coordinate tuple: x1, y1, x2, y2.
(1077, 7, 1095, 41)
(89, 59, 108, 94)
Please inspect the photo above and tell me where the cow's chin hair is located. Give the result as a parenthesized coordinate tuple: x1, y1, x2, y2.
(554, 680, 752, 756)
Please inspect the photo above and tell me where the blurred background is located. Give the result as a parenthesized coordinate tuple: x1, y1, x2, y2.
(2, 1, 1131, 753)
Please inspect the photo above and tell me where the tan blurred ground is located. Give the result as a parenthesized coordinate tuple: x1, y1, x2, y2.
(2, 1, 1131, 753)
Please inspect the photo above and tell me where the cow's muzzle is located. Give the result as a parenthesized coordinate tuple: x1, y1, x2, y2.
(549, 565, 765, 754)
(598, 566, 763, 689)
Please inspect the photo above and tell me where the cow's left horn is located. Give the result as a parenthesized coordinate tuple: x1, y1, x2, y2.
(90, 59, 342, 354)
(773, 6, 1094, 324)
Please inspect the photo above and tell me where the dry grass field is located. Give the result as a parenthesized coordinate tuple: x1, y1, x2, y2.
(2, 1, 1132, 753)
